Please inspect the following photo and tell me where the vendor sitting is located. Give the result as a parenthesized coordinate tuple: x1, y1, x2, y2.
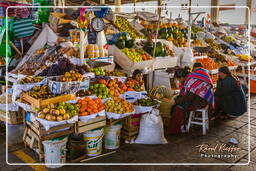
(214, 66, 247, 118)
(169, 63, 214, 134)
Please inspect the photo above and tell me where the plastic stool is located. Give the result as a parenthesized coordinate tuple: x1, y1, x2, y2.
(187, 106, 209, 135)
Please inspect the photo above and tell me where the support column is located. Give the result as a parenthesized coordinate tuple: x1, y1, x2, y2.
(157, 0, 163, 16)
(211, 0, 219, 23)
(100, 0, 105, 5)
(245, 0, 252, 25)
(115, 0, 121, 13)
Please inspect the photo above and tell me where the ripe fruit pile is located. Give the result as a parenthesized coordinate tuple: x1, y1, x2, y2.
(99, 79, 129, 96)
(77, 97, 105, 116)
(105, 70, 126, 77)
(38, 58, 90, 76)
(237, 54, 253, 62)
(196, 57, 218, 70)
(60, 70, 84, 82)
(134, 98, 158, 106)
(115, 16, 144, 39)
(75, 89, 92, 97)
(26, 85, 56, 99)
(90, 67, 105, 76)
(105, 97, 133, 114)
(125, 78, 144, 91)
(37, 102, 79, 121)
(20, 76, 43, 84)
(122, 48, 151, 62)
(89, 83, 110, 99)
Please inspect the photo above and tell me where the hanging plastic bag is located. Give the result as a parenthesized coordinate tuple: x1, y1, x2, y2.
(0, 17, 13, 58)
(134, 109, 167, 144)
(97, 31, 107, 46)
(182, 47, 193, 67)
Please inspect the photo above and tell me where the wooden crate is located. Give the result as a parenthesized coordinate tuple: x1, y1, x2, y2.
(75, 116, 106, 133)
(110, 45, 154, 70)
(0, 108, 23, 125)
(23, 119, 75, 161)
(21, 92, 75, 109)
(106, 118, 123, 126)
(121, 114, 141, 141)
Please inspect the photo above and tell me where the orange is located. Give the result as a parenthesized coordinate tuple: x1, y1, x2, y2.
(84, 97, 91, 101)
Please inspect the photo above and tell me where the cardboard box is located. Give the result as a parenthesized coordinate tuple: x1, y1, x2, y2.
(49, 12, 73, 33)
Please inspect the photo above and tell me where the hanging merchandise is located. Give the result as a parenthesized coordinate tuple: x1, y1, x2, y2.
(13, 18, 35, 39)
(0, 17, 13, 60)
(88, 28, 97, 44)
(77, 8, 90, 29)
(32, 0, 39, 24)
(32, 0, 51, 24)
(94, 6, 110, 18)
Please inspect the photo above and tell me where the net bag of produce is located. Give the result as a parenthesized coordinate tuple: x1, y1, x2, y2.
(134, 109, 167, 144)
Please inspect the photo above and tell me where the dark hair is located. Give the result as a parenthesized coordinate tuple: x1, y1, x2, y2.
(132, 69, 143, 78)
(218, 66, 232, 76)
(174, 67, 190, 78)
(192, 62, 203, 71)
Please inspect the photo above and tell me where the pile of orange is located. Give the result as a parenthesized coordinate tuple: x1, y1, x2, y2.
(196, 57, 218, 70)
(98, 78, 129, 96)
(77, 97, 105, 116)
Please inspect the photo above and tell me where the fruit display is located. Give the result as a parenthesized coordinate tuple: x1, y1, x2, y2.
(75, 89, 92, 97)
(114, 16, 144, 39)
(89, 83, 110, 99)
(222, 36, 234, 43)
(205, 39, 222, 50)
(90, 67, 106, 76)
(125, 77, 144, 92)
(196, 57, 218, 70)
(210, 74, 218, 84)
(236, 54, 253, 62)
(104, 97, 133, 114)
(134, 98, 158, 106)
(37, 102, 79, 121)
(38, 58, 90, 77)
(85, 44, 108, 58)
(115, 33, 135, 49)
(143, 41, 171, 57)
(19, 76, 43, 84)
(105, 70, 126, 77)
(98, 78, 128, 96)
(192, 40, 203, 47)
(60, 70, 84, 82)
(77, 97, 105, 116)
(122, 48, 152, 62)
(25, 85, 56, 99)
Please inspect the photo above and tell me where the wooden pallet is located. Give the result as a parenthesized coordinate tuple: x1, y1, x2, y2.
(23, 118, 75, 162)
(75, 116, 106, 133)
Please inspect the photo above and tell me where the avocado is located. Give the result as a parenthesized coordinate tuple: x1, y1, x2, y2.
(125, 39, 135, 48)
(116, 39, 126, 49)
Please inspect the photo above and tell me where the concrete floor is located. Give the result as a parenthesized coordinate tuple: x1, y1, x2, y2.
(1, 96, 256, 171)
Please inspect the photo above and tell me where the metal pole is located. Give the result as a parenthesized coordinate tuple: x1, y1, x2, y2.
(187, 0, 192, 48)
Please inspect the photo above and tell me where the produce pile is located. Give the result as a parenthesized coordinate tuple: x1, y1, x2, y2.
(104, 97, 133, 114)
(37, 102, 79, 121)
(115, 16, 144, 39)
(236, 54, 253, 62)
(25, 85, 56, 99)
(19, 76, 43, 84)
(134, 98, 158, 106)
(143, 41, 173, 57)
(122, 48, 152, 62)
(89, 83, 110, 99)
(59, 70, 84, 82)
(90, 67, 126, 77)
(196, 57, 218, 70)
(77, 97, 105, 116)
(38, 58, 90, 77)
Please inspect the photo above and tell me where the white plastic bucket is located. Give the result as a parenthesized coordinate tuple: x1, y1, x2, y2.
(42, 137, 68, 168)
(83, 128, 103, 157)
(104, 123, 122, 150)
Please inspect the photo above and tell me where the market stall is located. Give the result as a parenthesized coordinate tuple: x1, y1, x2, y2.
(0, 1, 254, 166)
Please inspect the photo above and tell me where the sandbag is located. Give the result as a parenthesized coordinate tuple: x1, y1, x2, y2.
(135, 109, 167, 144)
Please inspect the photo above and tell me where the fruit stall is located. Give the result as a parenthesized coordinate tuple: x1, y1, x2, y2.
(0, 1, 255, 166)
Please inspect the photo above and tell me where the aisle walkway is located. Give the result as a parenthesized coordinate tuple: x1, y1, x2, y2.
(1, 96, 256, 171)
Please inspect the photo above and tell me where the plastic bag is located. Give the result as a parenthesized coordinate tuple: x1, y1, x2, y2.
(135, 109, 167, 144)
(182, 47, 193, 67)
(97, 31, 107, 46)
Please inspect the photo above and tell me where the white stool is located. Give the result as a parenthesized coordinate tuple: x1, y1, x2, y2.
(187, 106, 209, 135)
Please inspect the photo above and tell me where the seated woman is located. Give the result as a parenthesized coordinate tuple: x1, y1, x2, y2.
(215, 66, 247, 118)
(169, 63, 214, 134)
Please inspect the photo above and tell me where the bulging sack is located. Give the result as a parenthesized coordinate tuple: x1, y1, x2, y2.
(135, 109, 167, 144)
